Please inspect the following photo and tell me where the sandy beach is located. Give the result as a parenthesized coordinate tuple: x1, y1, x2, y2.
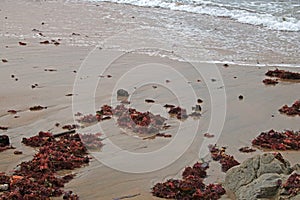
(0, 0, 299, 199)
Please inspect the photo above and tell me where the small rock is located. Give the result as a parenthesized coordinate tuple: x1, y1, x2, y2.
(0, 135, 10, 146)
(238, 95, 244, 100)
(117, 89, 129, 98)
(0, 184, 9, 191)
(14, 150, 23, 155)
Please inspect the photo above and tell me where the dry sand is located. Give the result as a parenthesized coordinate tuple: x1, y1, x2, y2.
(0, 0, 299, 199)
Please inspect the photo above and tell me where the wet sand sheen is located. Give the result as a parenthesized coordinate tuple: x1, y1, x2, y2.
(0, 0, 300, 199)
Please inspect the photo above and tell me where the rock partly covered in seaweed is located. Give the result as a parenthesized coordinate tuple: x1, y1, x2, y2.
(152, 162, 225, 199)
(224, 153, 296, 200)
(265, 69, 300, 80)
(252, 129, 300, 150)
(279, 100, 300, 116)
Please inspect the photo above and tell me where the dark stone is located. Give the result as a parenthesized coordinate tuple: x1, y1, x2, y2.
(0, 135, 9, 147)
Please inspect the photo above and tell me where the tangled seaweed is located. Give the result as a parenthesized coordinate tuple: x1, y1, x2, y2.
(252, 129, 300, 150)
(152, 162, 225, 199)
(279, 100, 300, 116)
(263, 78, 279, 85)
(282, 173, 300, 197)
(209, 145, 240, 172)
(265, 69, 300, 80)
(114, 105, 166, 134)
(0, 132, 96, 199)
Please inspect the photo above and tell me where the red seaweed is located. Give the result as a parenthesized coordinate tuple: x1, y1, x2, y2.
(152, 162, 225, 199)
(265, 69, 300, 80)
(209, 145, 240, 172)
(279, 100, 300, 116)
(263, 78, 279, 85)
(239, 146, 256, 153)
(282, 173, 300, 197)
(168, 106, 188, 120)
(252, 129, 300, 150)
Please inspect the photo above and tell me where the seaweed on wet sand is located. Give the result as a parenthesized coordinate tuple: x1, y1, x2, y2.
(263, 78, 279, 85)
(0, 132, 93, 199)
(279, 100, 300, 116)
(115, 105, 167, 135)
(62, 124, 80, 130)
(209, 144, 240, 172)
(152, 162, 225, 199)
(265, 69, 300, 80)
(79, 133, 103, 150)
(252, 129, 300, 150)
(239, 146, 256, 153)
(77, 114, 98, 124)
(29, 105, 47, 111)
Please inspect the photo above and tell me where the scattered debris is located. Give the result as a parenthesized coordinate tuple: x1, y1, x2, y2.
(40, 40, 50, 44)
(168, 106, 188, 120)
(152, 161, 225, 199)
(29, 105, 47, 111)
(31, 83, 38, 89)
(1, 59, 8, 63)
(252, 129, 300, 150)
(145, 99, 155, 103)
(7, 110, 17, 114)
(204, 133, 214, 138)
(62, 124, 80, 130)
(239, 146, 256, 153)
(209, 144, 240, 172)
(265, 69, 300, 80)
(279, 100, 300, 116)
(0, 126, 8, 131)
(263, 78, 279, 85)
(13, 150, 23, 155)
(163, 104, 175, 108)
(71, 33, 80, 36)
(18, 42, 27, 46)
(65, 93, 73, 96)
(44, 68, 57, 72)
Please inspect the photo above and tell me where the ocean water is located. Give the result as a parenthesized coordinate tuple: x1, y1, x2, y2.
(87, 0, 300, 31)
(65, 0, 300, 66)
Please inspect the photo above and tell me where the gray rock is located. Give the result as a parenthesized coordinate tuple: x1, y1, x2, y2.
(0, 184, 9, 191)
(237, 173, 281, 200)
(225, 153, 294, 200)
(117, 89, 129, 98)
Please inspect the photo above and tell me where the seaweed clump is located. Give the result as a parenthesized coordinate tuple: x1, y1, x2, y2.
(279, 100, 300, 116)
(152, 162, 225, 199)
(252, 129, 300, 150)
(0, 131, 100, 199)
(265, 69, 300, 80)
(209, 145, 240, 172)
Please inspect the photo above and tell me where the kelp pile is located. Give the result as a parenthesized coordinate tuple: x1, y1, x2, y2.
(279, 100, 300, 116)
(265, 69, 300, 80)
(209, 145, 240, 172)
(252, 129, 300, 150)
(152, 162, 225, 199)
(0, 131, 103, 199)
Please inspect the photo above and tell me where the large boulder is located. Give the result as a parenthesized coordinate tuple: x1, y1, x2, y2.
(224, 153, 293, 200)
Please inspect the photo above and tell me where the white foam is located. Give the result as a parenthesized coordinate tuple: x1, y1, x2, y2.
(84, 0, 300, 31)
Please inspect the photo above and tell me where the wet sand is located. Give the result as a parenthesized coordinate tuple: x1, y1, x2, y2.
(0, 0, 300, 199)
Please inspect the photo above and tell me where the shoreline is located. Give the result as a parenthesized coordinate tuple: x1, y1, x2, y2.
(0, 0, 299, 199)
